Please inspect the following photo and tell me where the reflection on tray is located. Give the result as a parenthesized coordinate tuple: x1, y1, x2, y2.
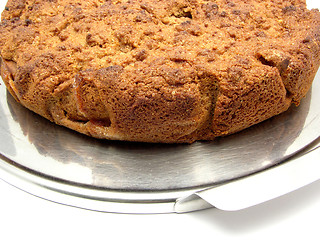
(4, 88, 312, 190)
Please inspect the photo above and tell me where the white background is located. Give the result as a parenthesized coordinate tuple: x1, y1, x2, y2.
(1, 179, 320, 239)
(1, 1, 320, 239)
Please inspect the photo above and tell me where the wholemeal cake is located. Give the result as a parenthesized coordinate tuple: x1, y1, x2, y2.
(0, 0, 319, 143)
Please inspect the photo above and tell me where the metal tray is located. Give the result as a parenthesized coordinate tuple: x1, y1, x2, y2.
(0, 70, 320, 213)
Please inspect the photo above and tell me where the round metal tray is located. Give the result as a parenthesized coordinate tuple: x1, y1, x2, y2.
(0, 71, 320, 213)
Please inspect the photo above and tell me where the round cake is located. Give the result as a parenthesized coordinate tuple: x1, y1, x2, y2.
(0, 0, 320, 143)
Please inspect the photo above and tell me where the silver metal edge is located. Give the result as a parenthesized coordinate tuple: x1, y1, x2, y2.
(0, 153, 210, 214)
(175, 138, 320, 213)
(1, 137, 319, 214)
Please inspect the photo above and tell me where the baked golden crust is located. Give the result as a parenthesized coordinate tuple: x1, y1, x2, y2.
(0, 0, 320, 143)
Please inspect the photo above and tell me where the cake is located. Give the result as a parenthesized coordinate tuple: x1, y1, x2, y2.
(0, 0, 319, 143)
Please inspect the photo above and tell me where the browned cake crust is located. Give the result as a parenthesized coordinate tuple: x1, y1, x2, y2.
(0, 0, 320, 143)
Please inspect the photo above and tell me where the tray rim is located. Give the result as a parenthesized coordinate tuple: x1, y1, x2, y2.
(1, 136, 319, 213)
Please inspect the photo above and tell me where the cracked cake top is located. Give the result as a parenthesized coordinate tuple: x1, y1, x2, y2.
(0, 0, 320, 143)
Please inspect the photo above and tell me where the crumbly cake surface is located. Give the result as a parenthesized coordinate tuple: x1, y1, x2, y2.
(0, 0, 320, 143)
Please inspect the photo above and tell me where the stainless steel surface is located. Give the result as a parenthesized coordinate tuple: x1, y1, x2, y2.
(0, 68, 320, 213)
(175, 138, 320, 212)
